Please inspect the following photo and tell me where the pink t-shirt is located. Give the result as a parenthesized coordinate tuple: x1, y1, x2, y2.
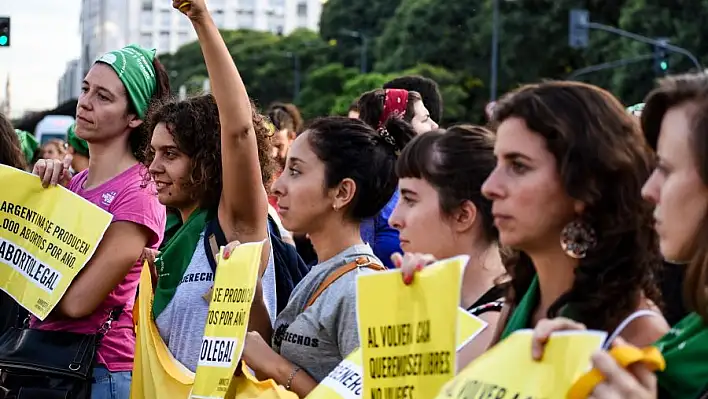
(31, 163, 166, 372)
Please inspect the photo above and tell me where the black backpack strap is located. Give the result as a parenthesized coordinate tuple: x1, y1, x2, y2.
(204, 217, 227, 275)
(267, 214, 282, 240)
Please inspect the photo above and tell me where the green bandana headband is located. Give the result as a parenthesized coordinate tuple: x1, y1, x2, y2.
(14, 129, 38, 164)
(96, 44, 157, 119)
(67, 124, 89, 157)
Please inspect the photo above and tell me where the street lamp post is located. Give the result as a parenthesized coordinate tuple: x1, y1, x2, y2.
(340, 29, 368, 74)
(285, 52, 302, 100)
(490, 0, 500, 101)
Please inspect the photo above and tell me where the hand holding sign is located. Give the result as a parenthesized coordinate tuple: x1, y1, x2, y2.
(32, 155, 72, 188)
(390, 252, 437, 285)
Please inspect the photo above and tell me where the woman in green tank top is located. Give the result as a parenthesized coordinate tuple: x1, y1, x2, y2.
(529, 73, 708, 399)
(480, 81, 669, 349)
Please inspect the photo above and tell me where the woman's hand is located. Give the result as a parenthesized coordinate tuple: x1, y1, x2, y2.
(242, 331, 281, 376)
(391, 252, 437, 285)
(140, 248, 160, 289)
(222, 240, 241, 260)
(172, 0, 208, 21)
(32, 155, 72, 188)
(530, 317, 587, 360)
(588, 341, 658, 399)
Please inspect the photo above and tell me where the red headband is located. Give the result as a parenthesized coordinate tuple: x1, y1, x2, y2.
(378, 89, 409, 128)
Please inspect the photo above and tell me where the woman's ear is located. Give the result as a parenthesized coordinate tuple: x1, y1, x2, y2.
(331, 177, 357, 211)
(452, 200, 478, 234)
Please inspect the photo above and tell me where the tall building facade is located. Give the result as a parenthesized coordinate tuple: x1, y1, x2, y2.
(57, 59, 82, 104)
(65, 0, 323, 98)
(135, 0, 323, 55)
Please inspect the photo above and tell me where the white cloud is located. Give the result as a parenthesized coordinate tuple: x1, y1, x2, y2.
(0, 0, 81, 118)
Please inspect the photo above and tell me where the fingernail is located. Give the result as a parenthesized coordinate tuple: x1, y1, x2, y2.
(415, 263, 424, 272)
(403, 274, 412, 285)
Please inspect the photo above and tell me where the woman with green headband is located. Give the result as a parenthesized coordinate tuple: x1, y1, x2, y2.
(530, 73, 708, 399)
(29, 40, 171, 398)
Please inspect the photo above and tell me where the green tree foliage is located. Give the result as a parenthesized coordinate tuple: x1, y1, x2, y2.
(161, 0, 705, 126)
(296, 63, 359, 119)
(610, 0, 708, 104)
(330, 72, 396, 116)
(319, 0, 403, 69)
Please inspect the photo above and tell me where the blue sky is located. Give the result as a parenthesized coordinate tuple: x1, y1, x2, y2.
(0, 1, 81, 118)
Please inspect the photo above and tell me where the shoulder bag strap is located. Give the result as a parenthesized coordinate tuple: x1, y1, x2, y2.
(303, 256, 385, 311)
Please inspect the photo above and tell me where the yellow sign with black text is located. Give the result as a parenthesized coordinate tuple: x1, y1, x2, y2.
(356, 256, 466, 399)
(306, 308, 487, 399)
(435, 330, 607, 399)
(190, 241, 264, 399)
(0, 165, 112, 320)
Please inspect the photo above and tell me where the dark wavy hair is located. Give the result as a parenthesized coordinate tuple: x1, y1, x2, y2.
(305, 116, 416, 221)
(492, 81, 663, 332)
(143, 94, 276, 210)
(643, 73, 708, 323)
(0, 113, 26, 170)
(396, 125, 497, 243)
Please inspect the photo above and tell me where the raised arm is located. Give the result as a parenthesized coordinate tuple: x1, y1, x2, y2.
(176, 0, 268, 241)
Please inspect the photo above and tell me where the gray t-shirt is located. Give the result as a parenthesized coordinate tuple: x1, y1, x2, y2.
(155, 232, 277, 372)
(272, 244, 380, 382)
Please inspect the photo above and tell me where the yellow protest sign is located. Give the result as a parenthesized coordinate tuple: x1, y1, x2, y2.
(191, 240, 264, 399)
(357, 256, 466, 399)
(436, 330, 607, 399)
(307, 307, 487, 399)
(456, 308, 487, 351)
(0, 165, 112, 320)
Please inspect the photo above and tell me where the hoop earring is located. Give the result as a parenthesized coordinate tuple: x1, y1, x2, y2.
(560, 219, 597, 259)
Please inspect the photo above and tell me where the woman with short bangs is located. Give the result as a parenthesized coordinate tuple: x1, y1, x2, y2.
(481, 81, 669, 348)
(390, 125, 507, 367)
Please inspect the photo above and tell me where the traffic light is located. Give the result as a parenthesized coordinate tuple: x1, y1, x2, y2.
(569, 9, 590, 49)
(653, 38, 669, 75)
(0, 17, 9, 47)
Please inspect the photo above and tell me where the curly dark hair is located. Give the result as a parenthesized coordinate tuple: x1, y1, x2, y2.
(0, 113, 26, 170)
(492, 81, 663, 332)
(143, 94, 275, 211)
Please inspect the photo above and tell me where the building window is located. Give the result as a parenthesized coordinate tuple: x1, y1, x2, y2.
(160, 10, 171, 29)
(213, 9, 225, 26)
(238, 13, 254, 29)
(140, 11, 153, 28)
(297, 2, 307, 17)
(159, 31, 170, 52)
(141, 0, 152, 11)
(140, 33, 152, 49)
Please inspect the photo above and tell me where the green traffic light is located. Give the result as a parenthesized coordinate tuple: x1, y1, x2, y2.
(660, 61, 668, 70)
(0, 35, 7, 46)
